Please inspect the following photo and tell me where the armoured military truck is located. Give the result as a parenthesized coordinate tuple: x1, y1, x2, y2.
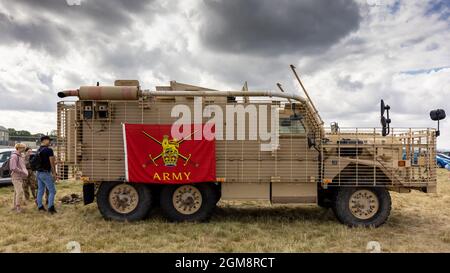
(56, 73, 441, 227)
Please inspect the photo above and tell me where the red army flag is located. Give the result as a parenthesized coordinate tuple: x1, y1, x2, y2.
(123, 124, 216, 184)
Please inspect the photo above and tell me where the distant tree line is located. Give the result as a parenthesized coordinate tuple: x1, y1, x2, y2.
(7, 128, 57, 146)
(8, 128, 57, 137)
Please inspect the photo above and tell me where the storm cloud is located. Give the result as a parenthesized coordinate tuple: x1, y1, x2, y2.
(0, 12, 72, 56)
(12, 0, 155, 30)
(200, 0, 361, 56)
(0, 0, 158, 56)
(0, 0, 448, 148)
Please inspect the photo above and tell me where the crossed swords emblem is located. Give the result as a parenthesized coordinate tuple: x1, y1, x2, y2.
(141, 130, 199, 168)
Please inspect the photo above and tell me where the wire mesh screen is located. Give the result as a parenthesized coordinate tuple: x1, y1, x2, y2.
(322, 127, 437, 187)
(56, 99, 436, 189)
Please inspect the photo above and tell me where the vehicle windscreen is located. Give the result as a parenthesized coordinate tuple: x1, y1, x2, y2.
(0, 151, 11, 163)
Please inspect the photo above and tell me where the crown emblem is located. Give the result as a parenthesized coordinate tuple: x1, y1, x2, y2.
(162, 135, 180, 166)
(141, 131, 199, 168)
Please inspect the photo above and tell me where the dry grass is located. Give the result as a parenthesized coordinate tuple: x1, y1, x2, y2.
(0, 170, 449, 253)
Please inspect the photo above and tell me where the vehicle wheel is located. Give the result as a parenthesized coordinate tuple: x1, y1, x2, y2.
(97, 181, 152, 222)
(332, 187, 391, 227)
(160, 183, 217, 222)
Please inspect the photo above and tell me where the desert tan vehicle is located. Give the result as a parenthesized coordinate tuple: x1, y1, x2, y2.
(56, 69, 443, 227)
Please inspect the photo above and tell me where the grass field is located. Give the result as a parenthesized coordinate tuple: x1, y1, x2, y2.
(0, 169, 449, 253)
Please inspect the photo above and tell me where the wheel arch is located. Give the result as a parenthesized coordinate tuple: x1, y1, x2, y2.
(330, 163, 392, 186)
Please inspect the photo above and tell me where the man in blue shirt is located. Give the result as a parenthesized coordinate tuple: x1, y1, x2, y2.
(36, 135, 57, 214)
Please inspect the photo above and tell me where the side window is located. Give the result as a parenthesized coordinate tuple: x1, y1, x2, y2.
(279, 117, 306, 134)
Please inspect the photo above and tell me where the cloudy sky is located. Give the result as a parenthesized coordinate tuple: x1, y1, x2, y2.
(0, 0, 449, 148)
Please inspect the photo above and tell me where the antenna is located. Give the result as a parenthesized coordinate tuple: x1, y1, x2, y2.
(242, 81, 249, 103)
(289, 64, 323, 125)
(277, 82, 300, 119)
(276, 83, 291, 103)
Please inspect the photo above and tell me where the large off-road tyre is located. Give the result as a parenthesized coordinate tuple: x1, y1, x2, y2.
(160, 183, 217, 222)
(332, 187, 391, 227)
(97, 181, 152, 222)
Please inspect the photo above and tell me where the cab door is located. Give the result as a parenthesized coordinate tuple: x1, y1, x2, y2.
(271, 114, 319, 203)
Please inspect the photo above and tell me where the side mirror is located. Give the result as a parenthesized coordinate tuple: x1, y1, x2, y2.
(381, 116, 387, 137)
(430, 109, 446, 137)
(430, 109, 446, 121)
(380, 99, 391, 136)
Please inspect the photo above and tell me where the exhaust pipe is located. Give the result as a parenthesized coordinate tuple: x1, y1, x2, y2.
(57, 86, 139, 100)
(58, 90, 79, 98)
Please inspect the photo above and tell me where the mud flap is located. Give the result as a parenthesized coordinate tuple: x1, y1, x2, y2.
(83, 183, 95, 205)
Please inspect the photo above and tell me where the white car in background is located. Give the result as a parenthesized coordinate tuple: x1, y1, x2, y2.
(0, 148, 14, 185)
